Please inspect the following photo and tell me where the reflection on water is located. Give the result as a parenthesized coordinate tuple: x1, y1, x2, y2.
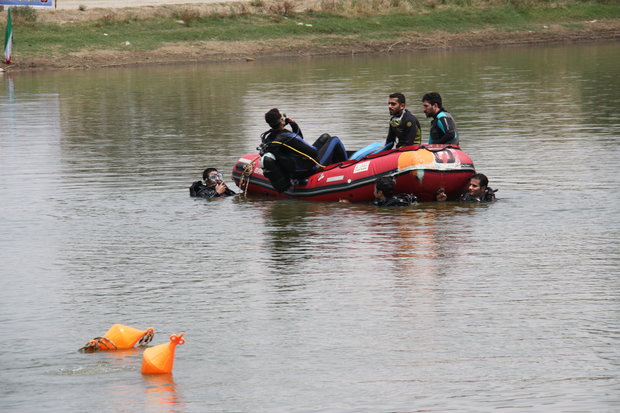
(143, 374, 182, 412)
(0, 41, 619, 412)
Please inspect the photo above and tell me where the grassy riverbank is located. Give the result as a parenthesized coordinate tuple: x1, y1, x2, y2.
(2, 0, 619, 71)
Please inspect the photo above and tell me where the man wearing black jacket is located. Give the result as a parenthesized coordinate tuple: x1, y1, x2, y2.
(385, 92, 422, 149)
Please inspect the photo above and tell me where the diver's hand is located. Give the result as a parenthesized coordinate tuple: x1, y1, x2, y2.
(215, 183, 227, 195)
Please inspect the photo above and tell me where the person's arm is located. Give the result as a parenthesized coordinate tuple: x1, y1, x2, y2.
(385, 127, 396, 150)
(215, 182, 236, 196)
(190, 181, 220, 198)
(284, 134, 319, 160)
(434, 116, 457, 144)
(287, 119, 304, 140)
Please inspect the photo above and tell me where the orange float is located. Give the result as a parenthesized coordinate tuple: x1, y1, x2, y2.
(141, 333, 185, 374)
(79, 324, 154, 352)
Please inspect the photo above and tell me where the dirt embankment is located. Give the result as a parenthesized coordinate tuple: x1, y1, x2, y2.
(3, 2, 620, 71)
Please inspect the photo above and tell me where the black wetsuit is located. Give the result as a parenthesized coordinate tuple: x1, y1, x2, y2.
(259, 121, 347, 192)
(459, 187, 496, 202)
(374, 193, 417, 207)
(260, 121, 319, 177)
(429, 109, 459, 145)
(189, 181, 236, 198)
(385, 109, 422, 149)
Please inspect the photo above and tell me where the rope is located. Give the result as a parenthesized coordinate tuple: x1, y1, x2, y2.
(270, 141, 326, 168)
(238, 155, 260, 197)
(137, 328, 154, 347)
(78, 336, 118, 353)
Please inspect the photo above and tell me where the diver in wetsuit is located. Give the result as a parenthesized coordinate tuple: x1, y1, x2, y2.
(422, 92, 459, 145)
(459, 173, 496, 202)
(189, 167, 236, 198)
(259, 108, 347, 192)
(373, 176, 416, 207)
(385, 92, 422, 149)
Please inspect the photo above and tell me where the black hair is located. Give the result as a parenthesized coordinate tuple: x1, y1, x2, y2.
(265, 108, 282, 128)
(203, 167, 218, 181)
(470, 173, 489, 188)
(422, 92, 442, 108)
(389, 92, 406, 105)
(375, 176, 396, 198)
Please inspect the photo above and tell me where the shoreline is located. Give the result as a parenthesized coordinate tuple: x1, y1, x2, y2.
(7, 23, 618, 72)
(1, 2, 618, 72)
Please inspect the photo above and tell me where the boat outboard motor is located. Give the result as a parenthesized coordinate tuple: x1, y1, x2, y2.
(260, 152, 292, 193)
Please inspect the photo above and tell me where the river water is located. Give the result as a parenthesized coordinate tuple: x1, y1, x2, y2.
(1, 42, 619, 412)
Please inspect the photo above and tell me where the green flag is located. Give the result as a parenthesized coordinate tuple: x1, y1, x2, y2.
(4, 7, 13, 64)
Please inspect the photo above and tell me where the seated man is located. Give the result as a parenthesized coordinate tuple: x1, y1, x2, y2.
(189, 167, 236, 199)
(385, 92, 422, 150)
(421, 92, 459, 145)
(259, 108, 347, 192)
(459, 173, 497, 202)
(373, 176, 416, 207)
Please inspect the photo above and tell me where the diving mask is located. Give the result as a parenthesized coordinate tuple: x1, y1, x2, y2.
(208, 172, 224, 183)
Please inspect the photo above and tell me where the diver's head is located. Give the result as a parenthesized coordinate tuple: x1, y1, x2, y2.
(467, 173, 488, 198)
(374, 176, 396, 200)
(203, 168, 223, 184)
(435, 187, 447, 202)
(265, 108, 285, 129)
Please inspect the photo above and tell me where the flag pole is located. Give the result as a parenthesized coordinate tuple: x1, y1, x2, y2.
(4, 7, 13, 64)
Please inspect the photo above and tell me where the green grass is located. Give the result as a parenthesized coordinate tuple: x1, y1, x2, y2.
(4, 1, 620, 58)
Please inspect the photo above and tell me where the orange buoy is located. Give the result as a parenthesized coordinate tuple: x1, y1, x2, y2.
(79, 324, 154, 352)
(141, 333, 185, 374)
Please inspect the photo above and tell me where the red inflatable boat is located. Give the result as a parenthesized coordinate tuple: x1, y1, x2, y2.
(232, 144, 476, 202)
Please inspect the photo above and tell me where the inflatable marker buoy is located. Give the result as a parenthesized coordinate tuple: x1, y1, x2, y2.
(79, 324, 154, 353)
(141, 333, 185, 375)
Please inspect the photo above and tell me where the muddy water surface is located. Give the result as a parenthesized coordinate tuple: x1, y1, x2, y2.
(1, 42, 619, 412)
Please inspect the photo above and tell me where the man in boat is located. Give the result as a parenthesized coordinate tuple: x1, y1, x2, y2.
(189, 167, 236, 198)
(421, 92, 460, 145)
(373, 176, 416, 207)
(259, 108, 347, 192)
(459, 173, 496, 202)
(385, 92, 422, 150)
